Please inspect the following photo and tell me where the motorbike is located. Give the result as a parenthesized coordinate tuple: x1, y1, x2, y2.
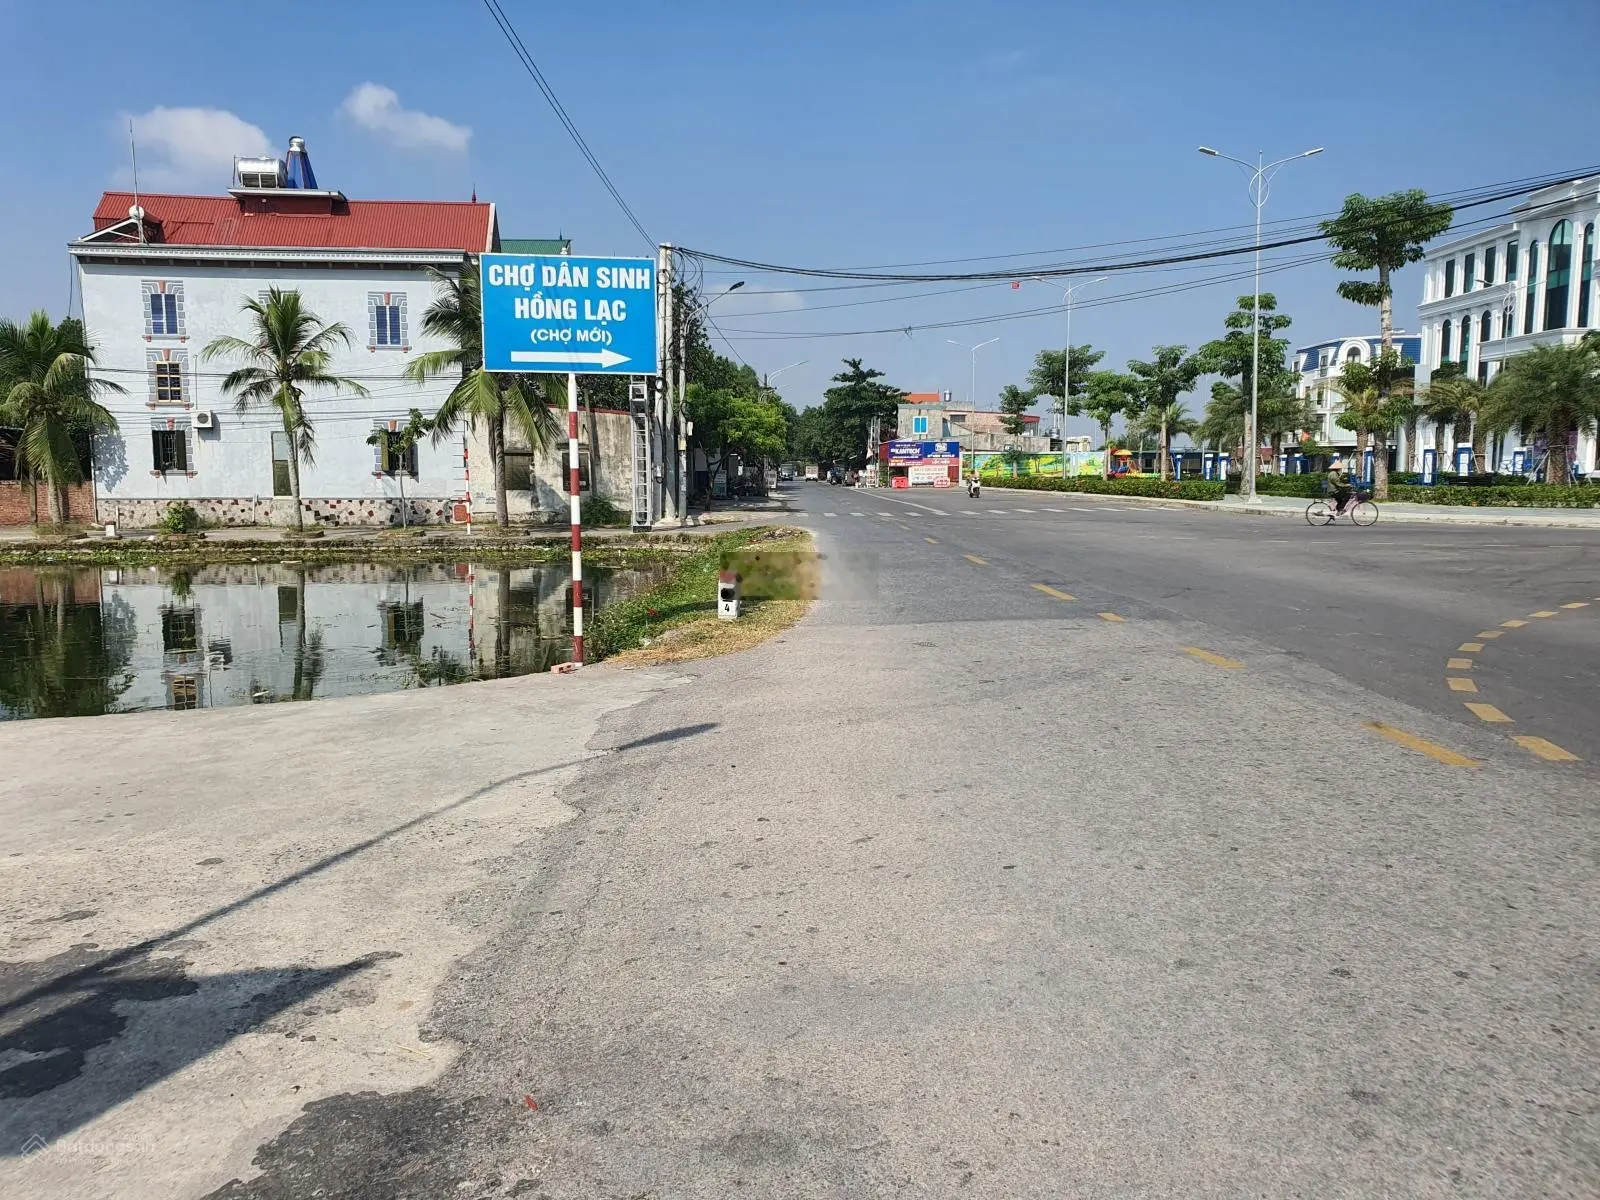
(966, 477, 981, 499)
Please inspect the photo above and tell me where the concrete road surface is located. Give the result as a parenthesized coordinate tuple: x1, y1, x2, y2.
(3, 481, 1597, 1198)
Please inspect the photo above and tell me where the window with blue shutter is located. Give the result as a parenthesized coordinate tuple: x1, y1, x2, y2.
(368, 292, 407, 348)
(142, 281, 185, 338)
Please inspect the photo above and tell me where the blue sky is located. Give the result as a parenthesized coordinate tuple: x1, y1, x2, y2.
(4, 0, 1597, 432)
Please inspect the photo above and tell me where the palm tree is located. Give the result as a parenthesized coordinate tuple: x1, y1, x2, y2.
(0, 312, 122, 525)
(1422, 373, 1487, 469)
(1478, 341, 1600, 484)
(201, 288, 369, 530)
(1131, 399, 1198, 468)
(1126, 345, 1203, 478)
(403, 265, 560, 527)
(1331, 358, 1414, 476)
(1078, 370, 1137, 477)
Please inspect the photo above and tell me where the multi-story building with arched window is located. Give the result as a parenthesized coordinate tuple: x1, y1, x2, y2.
(1412, 177, 1599, 472)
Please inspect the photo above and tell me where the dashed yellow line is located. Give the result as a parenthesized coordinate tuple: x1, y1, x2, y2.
(1447, 676, 1479, 693)
(1513, 736, 1580, 763)
(1501, 619, 1528, 628)
(1097, 612, 1125, 623)
(1531, 610, 1558, 619)
(1476, 630, 1504, 639)
(963, 554, 988, 566)
(1182, 647, 1244, 669)
(1446, 657, 1474, 670)
(1030, 584, 1076, 602)
(1458, 642, 1484, 652)
(1363, 722, 1479, 768)
(1465, 702, 1513, 724)
(1562, 601, 1589, 610)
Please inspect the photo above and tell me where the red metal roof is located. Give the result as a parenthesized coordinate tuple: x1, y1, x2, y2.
(90, 191, 494, 253)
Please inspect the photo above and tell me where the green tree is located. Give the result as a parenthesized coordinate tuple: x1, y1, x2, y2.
(0, 312, 123, 525)
(997, 383, 1033, 437)
(1025, 344, 1105, 437)
(1421, 365, 1475, 463)
(1078, 371, 1138, 475)
(365, 408, 433, 527)
(1131, 399, 1198, 462)
(1332, 352, 1415, 473)
(817, 358, 903, 467)
(1478, 339, 1600, 484)
(402, 266, 560, 527)
(1126, 345, 1204, 478)
(202, 288, 369, 530)
(1199, 382, 1245, 456)
(1200, 294, 1295, 474)
(1321, 190, 1453, 493)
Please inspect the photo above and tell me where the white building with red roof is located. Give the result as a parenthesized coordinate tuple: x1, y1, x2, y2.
(70, 137, 498, 526)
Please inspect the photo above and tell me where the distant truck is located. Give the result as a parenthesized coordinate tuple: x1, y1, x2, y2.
(804, 464, 820, 481)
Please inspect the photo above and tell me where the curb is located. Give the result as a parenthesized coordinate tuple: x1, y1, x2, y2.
(978, 485, 1600, 529)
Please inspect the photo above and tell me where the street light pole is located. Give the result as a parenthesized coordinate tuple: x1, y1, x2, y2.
(946, 337, 999, 407)
(1198, 144, 1323, 503)
(1027, 276, 1108, 456)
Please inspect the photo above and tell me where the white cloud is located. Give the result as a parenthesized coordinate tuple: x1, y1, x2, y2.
(123, 106, 272, 188)
(340, 84, 471, 153)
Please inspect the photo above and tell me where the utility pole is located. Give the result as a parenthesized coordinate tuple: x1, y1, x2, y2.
(657, 244, 673, 525)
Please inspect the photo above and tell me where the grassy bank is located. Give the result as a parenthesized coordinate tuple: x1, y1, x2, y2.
(589, 526, 818, 664)
(0, 530, 710, 570)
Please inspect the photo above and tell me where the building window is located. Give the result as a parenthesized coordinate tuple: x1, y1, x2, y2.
(1525, 242, 1540, 335)
(1480, 310, 1492, 344)
(912, 415, 929, 435)
(270, 430, 293, 496)
(142, 281, 185, 338)
(368, 292, 407, 349)
(1478, 360, 1489, 384)
(1459, 315, 1471, 370)
(1439, 321, 1452, 364)
(150, 419, 192, 473)
(147, 350, 188, 406)
(1544, 220, 1573, 331)
(371, 423, 418, 477)
(1464, 251, 1475, 292)
(1580, 222, 1594, 328)
(1506, 240, 1519, 283)
(1443, 259, 1456, 297)
(1484, 245, 1497, 284)
(1345, 345, 1361, 362)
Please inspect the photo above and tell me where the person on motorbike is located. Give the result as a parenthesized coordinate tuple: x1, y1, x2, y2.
(967, 472, 981, 498)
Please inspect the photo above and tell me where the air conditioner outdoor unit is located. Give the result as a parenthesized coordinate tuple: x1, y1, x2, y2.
(193, 411, 215, 429)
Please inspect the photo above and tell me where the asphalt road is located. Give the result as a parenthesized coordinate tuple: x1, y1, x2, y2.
(9, 484, 1596, 1198)
(173, 481, 1598, 1199)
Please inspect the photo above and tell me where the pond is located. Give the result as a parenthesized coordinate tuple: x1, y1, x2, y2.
(0, 560, 665, 720)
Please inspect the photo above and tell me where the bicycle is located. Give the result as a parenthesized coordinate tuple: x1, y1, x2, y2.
(1306, 490, 1378, 527)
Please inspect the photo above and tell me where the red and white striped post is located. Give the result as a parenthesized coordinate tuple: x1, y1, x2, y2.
(567, 371, 584, 665)
(462, 434, 473, 537)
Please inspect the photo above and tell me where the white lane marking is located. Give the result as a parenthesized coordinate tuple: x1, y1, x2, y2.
(988, 508, 1007, 514)
(962, 511, 982, 517)
(1015, 508, 1036, 513)
(1043, 507, 1065, 513)
(850, 511, 865, 517)
(824, 512, 837, 517)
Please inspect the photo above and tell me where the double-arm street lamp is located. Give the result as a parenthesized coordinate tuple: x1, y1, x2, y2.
(1025, 276, 1108, 443)
(947, 337, 999, 408)
(1198, 144, 1323, 502)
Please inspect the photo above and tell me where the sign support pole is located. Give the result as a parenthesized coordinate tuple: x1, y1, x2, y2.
(659, 244, 674, 524)
(568, 371, 584, 665)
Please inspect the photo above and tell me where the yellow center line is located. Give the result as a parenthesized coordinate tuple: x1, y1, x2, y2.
(1363, 721, 1479, 768)
(1531, 610, 1558, 618)
(1476, 631, 1504, 639)
(1031, 584, 1077, 601)
(1562, 601, 1589, 609)
(1501, 619, 1528, 628)
(924, 536, 938, 544)
(1512, 735, 1581, 763)
(1457, 642, 1484, 652)
(1446, 657, 1474, 670)
(1447, 676, 1479, 693)
(1097, 612, 1125, 623)
(1182, 646, 1244, 669)
(964, 554, 988, 566)
(1465, 702, 1513, 723)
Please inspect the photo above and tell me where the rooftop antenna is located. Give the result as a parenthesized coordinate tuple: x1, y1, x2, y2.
(128, 119, 146, 244)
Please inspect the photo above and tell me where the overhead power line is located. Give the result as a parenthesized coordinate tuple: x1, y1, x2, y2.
(679, 167, 1599, 284)
(479, 0, 654, 250)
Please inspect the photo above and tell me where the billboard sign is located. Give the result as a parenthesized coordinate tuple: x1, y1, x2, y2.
(887, 439, 960, 464)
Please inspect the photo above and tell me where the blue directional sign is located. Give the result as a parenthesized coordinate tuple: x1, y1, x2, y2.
(480, 254, 658, 375)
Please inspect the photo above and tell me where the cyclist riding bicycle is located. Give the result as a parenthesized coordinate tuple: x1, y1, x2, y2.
(1325, 463, 1354, 517)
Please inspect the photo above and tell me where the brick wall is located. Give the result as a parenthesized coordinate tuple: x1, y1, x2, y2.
(0, 481, 95, 526)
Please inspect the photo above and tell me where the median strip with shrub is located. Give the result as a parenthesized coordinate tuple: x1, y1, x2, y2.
(977, 474, 1225, 500)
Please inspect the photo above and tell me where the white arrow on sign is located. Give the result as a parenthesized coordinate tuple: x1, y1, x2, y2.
(510, 349, 631, 368)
